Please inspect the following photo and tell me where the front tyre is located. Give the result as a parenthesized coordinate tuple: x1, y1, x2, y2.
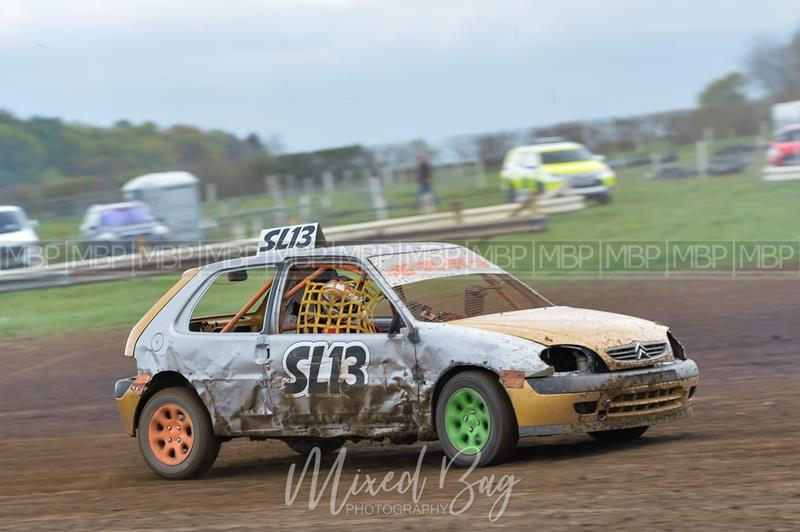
(435, 371, 518, 467)
(505, 187, 517, 203)
(593, 191, 612, 205)
(588, 426, 648, 442)
(137, 387, 220, 480)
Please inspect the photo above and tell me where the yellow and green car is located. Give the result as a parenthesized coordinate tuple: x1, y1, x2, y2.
(501, 141, 617, 203)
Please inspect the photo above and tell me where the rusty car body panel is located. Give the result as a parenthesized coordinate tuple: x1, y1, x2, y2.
(115, 229, 699, 445)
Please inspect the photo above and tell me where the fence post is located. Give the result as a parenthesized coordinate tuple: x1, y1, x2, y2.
(250, 217, 263, 236)
(285, 173, 296, 197)
(205, 182, 218, 204)
(368, 173, 388, 220)
(321, 171, 335, 209)
(231, 222, 246, 241)
(696, 141, 708, 178)
(299, 177, 313, 221)
(650, 153, 662, 179)
(474, 161, 487, 190)
(265, 175, 286, 225)
(382, 166, 394, 188)
(298, 195, 311, 221)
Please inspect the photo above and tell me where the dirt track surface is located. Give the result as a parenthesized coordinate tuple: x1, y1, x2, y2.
(1, 279, 799, 530)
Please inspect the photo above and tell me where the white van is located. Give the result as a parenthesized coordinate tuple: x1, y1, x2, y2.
(0, 205, 40, 269)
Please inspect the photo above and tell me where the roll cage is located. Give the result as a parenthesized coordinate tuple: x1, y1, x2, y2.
(188, 253, 418, 339)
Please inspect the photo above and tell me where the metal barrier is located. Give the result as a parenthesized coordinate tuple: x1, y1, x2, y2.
(0, 201, 557, 292)
(762, 165, 800, 182)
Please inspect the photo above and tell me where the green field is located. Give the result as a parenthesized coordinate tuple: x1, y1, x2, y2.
(0, 275, 180, 336)
(3, 148, 799, 337)
(522, 168, 800, 242)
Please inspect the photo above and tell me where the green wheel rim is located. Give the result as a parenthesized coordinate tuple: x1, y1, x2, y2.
(444, 388, 491, 455)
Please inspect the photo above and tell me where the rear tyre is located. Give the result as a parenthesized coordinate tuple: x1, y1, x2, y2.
(137, 387, 220, 480)
(588, 426, 648, 442)
(435, 371, 518, 467)
(284, 437, 345, 456)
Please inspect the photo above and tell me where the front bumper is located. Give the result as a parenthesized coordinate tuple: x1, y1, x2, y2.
(0, 245, 37, 269)
(115, 374, 151, 436)
(505, 359, 699, 437)
(564, 185, 610, 196)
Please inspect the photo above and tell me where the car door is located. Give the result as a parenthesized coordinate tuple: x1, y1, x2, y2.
(264, 257, 418, 433)
(176, 263, 280, 435)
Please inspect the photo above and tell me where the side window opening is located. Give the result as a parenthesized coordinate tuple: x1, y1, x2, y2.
(189, 266, 276, 333)
(278, 262, 395, 334)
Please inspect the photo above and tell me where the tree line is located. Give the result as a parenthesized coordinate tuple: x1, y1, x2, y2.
(2, 26, 799, 205)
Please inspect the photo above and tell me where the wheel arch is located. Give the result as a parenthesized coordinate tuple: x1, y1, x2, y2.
(134, 371, 197, 435)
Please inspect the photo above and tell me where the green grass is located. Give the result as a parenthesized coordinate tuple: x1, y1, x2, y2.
(0, 275, 180, 336)
(527, 167, 800, 241)
(36, 217, 81, 241)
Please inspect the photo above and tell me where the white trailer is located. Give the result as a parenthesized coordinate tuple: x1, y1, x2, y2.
(122, 171, 202, 240)
(772, 100, 800, 130)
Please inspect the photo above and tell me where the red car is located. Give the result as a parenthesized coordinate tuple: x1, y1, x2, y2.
(768, 125, 800, 166)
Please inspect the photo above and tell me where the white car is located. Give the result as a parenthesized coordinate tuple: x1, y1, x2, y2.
(0, 205, 40, 269)
(116, 223, 698, 479)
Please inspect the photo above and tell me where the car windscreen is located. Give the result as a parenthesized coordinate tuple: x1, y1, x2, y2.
(776, 129, 800, 142)
(0, 211, 23, 234)
(540, 148, 593, 164)
(395, 273, 549, 323)
(99, 206, 153, 227)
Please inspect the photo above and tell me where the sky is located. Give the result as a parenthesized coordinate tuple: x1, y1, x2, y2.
(0, 0, 798, 152)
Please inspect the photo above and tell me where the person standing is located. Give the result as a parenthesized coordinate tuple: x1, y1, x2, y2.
(416, 152, 436, 211)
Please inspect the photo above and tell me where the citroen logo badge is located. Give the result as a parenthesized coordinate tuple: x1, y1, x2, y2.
(633, 341, 646, 359)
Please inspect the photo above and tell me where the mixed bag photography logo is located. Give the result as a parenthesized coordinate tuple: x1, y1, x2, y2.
(284, 446, 520, 521)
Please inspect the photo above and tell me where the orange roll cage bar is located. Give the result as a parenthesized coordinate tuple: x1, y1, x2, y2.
(221, 263, 365, 333)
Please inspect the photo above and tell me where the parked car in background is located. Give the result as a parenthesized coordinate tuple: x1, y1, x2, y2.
(501, 141, 616, 203)
(767, 125, 800, 166)
(80, 202, 170, 255)
(0, 205, 40, 269)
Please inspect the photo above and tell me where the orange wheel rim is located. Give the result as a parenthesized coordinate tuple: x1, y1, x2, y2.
(148, 403, 194, 466)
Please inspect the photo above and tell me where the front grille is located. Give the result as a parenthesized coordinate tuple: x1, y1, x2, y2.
(0, 245, 25, 257)
(606, 341, 668, 362)
(568, 174, 601, 188)
(605, 386, 684, 418)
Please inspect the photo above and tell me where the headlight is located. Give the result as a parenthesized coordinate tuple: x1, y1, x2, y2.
(599, 167, 615, 179)
(539, 345, 602, 372)
(97, 232, 117, 241)
(153, 224, 169, 235)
